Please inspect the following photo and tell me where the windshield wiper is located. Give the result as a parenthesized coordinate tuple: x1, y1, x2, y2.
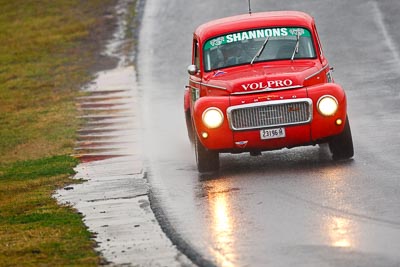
(251, 36, 269, 65)
(291, 31, 300, 61)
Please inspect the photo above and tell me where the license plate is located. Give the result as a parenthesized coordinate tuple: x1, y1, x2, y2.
(260, 127, 286, 140)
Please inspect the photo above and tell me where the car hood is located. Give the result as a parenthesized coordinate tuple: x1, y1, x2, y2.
(203, 63, 320, 94)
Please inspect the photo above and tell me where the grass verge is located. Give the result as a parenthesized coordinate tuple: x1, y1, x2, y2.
(0, 0, 118, 265)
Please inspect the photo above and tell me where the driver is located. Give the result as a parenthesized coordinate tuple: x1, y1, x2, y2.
(222, 43, 247, 66)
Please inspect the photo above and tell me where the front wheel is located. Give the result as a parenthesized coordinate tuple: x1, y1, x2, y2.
(195, 135, 219, 173)
(329, 116, 354, 160)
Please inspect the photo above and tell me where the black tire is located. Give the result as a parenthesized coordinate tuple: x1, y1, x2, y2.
(195, 135, 220, 173)
(329, 116, 354, 160)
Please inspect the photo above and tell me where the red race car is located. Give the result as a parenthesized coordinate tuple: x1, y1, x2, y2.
(184, 11, 354, 172)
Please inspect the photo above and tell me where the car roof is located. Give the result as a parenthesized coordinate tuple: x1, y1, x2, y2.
(194, 11, 315, 43)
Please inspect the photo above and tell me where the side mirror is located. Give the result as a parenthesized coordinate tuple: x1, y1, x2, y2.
(187, 65, 199, 75)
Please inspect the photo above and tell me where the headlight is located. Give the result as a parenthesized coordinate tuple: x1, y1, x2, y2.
(317, 95, 338, 116)
(202, 108, 224, 129)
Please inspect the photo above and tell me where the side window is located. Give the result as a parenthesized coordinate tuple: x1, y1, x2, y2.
(194, 40, 200, 70)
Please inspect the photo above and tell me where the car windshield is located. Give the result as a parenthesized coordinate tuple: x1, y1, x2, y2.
(203, 27, 316, 72)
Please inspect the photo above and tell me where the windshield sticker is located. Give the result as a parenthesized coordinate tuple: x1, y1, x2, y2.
(204, 27, 311, 50)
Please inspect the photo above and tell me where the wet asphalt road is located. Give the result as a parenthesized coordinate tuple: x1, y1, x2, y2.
(137, 1, 400, 266)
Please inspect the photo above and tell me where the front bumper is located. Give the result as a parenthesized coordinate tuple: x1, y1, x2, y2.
(192, 83, 347, 152)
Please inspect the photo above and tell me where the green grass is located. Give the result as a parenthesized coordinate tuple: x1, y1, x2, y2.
(0, 155, 77, 181)
(0, 0, 118, 265)
(0, 156, 99, 266)
(0, 0, 117, 164)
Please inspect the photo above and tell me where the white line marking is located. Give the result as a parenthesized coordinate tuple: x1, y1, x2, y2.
(371, 1, 400, 71)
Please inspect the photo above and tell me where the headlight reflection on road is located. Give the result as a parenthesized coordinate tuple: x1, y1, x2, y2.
(327, 216, 353, 248)
(321, 166, 357, 249)
(205, 179, 236, 267)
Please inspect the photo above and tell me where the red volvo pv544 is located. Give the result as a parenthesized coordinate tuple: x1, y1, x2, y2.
(184, 11, 354, 172)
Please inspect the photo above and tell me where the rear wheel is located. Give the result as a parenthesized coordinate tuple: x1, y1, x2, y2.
(195, 135, 219, 173)
(329, 116, 354, 160)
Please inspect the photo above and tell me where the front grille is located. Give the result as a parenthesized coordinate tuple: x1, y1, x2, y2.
(227, 99, 312, 130)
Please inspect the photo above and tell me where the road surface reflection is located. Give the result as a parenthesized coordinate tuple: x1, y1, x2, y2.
(204, 178, 237, 267)
(327, 216, 353, 248)
(321, 165, 357, 249)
